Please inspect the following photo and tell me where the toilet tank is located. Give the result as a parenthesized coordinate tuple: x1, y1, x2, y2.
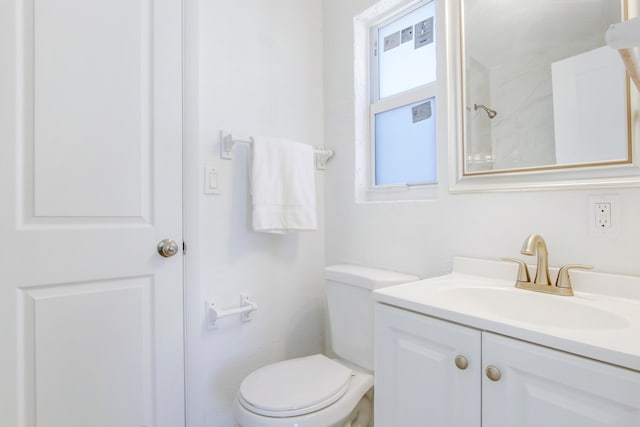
(324, 264, 419, 371)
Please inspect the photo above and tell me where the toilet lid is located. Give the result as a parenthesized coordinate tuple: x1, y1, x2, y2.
(239, 354, 353, 418)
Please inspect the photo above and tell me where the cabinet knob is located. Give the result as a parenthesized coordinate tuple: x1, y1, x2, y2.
(454, 355, 469, 370)
(486, 365, 502, 381)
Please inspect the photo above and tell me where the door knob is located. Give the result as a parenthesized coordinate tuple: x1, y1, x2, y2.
(157, 239, 180, 258)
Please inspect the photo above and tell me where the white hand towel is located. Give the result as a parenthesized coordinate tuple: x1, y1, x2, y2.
(251, 137, 317, 233)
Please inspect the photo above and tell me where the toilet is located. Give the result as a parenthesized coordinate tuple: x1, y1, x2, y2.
(233, 264, 419, 427)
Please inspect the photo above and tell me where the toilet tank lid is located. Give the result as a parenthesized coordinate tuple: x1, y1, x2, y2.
(324, 264, 419, 290)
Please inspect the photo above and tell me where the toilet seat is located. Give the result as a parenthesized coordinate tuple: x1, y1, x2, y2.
(239, 354, 353, 418)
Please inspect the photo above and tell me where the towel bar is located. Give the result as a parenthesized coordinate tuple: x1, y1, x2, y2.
(219, 130, 334, 170)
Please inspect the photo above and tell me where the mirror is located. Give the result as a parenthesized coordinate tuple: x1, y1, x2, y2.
(461, 0, 632, 176)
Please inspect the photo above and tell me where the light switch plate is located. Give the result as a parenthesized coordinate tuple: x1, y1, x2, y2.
(204, 166, 220, 195)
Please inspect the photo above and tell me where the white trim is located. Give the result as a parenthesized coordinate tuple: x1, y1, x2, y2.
(370, 84, 436, 114)
(182, 0, 199, 425)
(361, 183, 440, 202)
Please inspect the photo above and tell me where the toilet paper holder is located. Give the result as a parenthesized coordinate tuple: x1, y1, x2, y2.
(206, 294, 258, 328)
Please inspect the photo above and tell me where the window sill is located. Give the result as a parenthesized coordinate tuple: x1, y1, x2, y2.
(358, 183, 440, 202)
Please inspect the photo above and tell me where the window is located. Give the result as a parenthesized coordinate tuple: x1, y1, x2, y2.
(372, 1, 437, 187)
(375, 98, 436, 185)
(355, 0, 440, 199)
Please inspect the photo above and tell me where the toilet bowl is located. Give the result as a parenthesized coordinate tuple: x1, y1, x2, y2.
(233, 265, 418, 427)
(233, 355, 373, 427)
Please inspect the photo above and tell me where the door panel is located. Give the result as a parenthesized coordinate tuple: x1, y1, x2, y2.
(374, 304, 481, 427)
(32, 0, 151, 218)
(1, 0, 184, 426)
(23, 279, 153, 427)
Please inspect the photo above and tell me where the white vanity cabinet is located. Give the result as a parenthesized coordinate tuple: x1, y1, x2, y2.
(375, 303, 640, 427)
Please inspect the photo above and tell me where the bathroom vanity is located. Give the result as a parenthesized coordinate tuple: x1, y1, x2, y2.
(373, 257, 640, 426)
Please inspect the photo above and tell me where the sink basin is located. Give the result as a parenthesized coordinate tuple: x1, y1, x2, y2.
(434, 286, 629, 330)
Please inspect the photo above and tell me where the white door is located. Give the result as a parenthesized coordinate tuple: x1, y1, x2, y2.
(483, 332, 640, 427)
(374, 304, 481, 427)
(0, 0, 185, 426)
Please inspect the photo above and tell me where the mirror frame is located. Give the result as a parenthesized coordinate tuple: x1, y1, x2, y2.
(447, 0, 640, 192)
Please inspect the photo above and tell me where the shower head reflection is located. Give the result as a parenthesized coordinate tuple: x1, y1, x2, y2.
(474, 104, 497, 119)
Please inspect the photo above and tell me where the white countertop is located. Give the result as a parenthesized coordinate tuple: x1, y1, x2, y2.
(373, 257, 640, 371)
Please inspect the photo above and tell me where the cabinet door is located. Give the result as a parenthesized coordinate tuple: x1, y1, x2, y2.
(374, 304, 481, 426)
(483, 332, 640, 427)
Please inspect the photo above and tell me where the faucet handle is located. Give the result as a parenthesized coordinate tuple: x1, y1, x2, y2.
(555, 264, 593, 289)
(501, 257, 531, 283)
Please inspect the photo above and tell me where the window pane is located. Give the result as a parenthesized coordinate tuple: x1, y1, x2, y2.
(378, 1, 436, 99)
(375, 98, 436, 186)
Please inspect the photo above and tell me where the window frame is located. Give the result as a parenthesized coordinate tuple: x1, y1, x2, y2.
(354, 0, 446, 202)
(371, 1, 438, 191)
(356, 0, 440, 201)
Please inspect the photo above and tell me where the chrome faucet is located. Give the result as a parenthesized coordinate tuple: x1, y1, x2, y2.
(520, 234, 551, 286)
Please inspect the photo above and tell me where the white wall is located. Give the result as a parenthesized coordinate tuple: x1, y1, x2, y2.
(184, 1, 326, 426)
(323, 0, 640, 281)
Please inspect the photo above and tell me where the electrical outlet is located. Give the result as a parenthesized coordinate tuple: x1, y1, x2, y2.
(595, 203, 611, 229)
(588, 195, 620, 236)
